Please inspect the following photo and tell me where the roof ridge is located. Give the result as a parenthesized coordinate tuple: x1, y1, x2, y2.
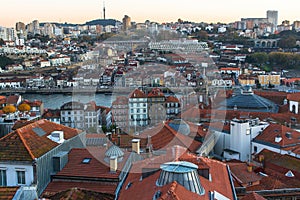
(16, 129, 35, 160)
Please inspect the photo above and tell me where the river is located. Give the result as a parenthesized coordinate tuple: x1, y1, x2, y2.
(22, 93, 115, 109)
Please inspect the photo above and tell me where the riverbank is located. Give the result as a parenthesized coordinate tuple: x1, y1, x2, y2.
(0, 86, 192, 95)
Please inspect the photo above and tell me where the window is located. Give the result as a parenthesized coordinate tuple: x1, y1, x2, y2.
(16, 170, 25, 185)
(254, 146, 258, 152)
(0, 169, 7, 186)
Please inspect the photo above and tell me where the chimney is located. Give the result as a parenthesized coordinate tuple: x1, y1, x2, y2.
(275, 135, 282, 143)
(106, 132, 112, 140)
(110, 156, 117, 173)
(117, 134, 121, 146)
(247, 163, 253, 173)
(132, 139, 140, 154)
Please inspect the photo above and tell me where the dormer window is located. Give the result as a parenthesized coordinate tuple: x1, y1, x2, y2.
(82, 158, 91, 164)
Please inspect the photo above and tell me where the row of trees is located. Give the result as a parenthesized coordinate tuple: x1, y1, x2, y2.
(246, 52, 300, 70)
(2, 103, 31, 114)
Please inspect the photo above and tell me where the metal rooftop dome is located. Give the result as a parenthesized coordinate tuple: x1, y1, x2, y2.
(157, 161, 205, 195)
(104, 145, 124, 163)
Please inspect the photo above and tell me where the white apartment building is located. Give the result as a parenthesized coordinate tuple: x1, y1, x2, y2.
(128, 89, 148, 127)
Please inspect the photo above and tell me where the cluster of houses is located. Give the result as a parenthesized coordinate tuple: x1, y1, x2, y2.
(0, 85, 300, 199)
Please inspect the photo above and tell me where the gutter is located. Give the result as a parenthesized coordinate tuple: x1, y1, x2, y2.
(227, 165, 238, 200)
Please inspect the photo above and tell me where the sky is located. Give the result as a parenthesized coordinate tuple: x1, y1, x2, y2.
(1, 0, 299, 27)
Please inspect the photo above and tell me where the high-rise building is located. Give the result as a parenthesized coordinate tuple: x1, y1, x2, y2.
(293, 21, 300, 32)
(122, 15, 131, 31)
(15, 22, 25, 32)
(267, 10, 278, 28)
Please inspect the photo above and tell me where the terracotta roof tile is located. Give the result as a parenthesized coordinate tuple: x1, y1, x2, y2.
(148, 88, 165, 98)
(54, 148, 120, 179)
(119, 146, 234, 200)
(0, 119, 82, 161)
(241, 192, 266, 200)
(0, 187, 19, 200)
(254, 124, 300, 148)
(43, 187, 115, 200)
(165, 96, 180, 103)
(287, 93, 300, 102)
(228, 162, 262, 185)
(129, 89, 146, 98)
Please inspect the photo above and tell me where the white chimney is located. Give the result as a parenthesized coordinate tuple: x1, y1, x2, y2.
(132, 139, 140, 154)
(110, 156, 117, 173)
(275, 135, 282, 143)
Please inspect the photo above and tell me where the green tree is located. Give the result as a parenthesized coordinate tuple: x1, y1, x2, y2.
(0, 56, 14, 68)
(246, 52, 268, 65)
(278, 36, 297, 49)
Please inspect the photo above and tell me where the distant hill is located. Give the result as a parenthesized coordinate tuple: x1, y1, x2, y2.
(40, 19, 120, 27)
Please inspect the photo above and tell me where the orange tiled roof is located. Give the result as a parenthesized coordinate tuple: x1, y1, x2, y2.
(43, 187, 115, 200)
(147, 88, 165, 98)
(129, 89, 146, 98)
(54, 148, 120, 179)
(287, 93, 300, 102)
(6, 95, 20, 105)
(119, 147, 234, 200)
(165, 96, 180, 103)
(0, 119, 82, 161)
(228, 162, 262, 185)
(0, 187, 19, 200)
(254, 124, 300, 148)
(241, 192, 266, 200)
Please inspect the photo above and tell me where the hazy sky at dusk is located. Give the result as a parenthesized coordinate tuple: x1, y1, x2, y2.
(1, 0, 299, 27)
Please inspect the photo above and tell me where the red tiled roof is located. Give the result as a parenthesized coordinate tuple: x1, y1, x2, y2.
(129, 89, 146, 98)
(42, 109, 60, 118)
(228, 162, 262, 185)
(241, 192, 266, 200)
(287, 93, 300, 102)
(182, 107, 300, 125)
(165, 96, 179, 103)
(159, 181, 201, 200)
(254, 90, 287, 105)
(148, 88, 165, 98)
(22, 100, 43, 107)
(112, 96, 128, 106)
(0, 187, 19, 200)
(6, 95, 20, 105)
(54, 148, 120, 179)
(0, 119, 82, 161)
(254, 124, 300, 148)
(42, 187, 115, 200)
(12, 120, 35, 130)
(246, 149, 300, 192)
(119, 147, 234, 200)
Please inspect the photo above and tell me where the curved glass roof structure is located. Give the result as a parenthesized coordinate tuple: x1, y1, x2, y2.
(219, 87, 278, 113)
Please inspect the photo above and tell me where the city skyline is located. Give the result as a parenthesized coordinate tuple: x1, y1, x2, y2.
(1, 0, 299, 27)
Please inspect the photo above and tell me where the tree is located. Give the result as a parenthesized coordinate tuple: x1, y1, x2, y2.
(3, 104, 16, 114)
(18, 103, 31, 112)
(0, 38, 4, 46)
(278, 36, 297, 49)
(246, 52, 268, 65)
